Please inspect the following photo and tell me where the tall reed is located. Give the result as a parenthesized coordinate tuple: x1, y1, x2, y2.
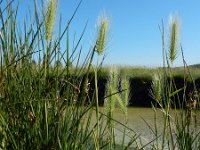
(149, 16, 200, 150)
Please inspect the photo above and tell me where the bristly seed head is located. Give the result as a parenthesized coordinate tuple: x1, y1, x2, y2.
(95, 15, 109, 55)
(152, 74, 162, 101)
(168, 16, 180, 64)
(45, 0, 58, 41)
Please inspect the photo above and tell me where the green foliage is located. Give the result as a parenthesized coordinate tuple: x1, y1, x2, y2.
(148, 16, 200, 150)
(0, 1, 138, 149)
(105, 67, 129, 149)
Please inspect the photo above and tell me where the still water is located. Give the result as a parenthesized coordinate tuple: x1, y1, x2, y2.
(89, 107, 200, 148)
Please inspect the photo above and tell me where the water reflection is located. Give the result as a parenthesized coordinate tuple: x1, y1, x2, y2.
(90, 107, 200, 148)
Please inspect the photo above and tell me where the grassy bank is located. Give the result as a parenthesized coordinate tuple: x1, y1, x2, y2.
(100, 65, 200, 79)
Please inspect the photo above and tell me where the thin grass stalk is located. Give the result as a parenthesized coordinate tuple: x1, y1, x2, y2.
(160, 20, 170, 150)
(94, 69, 100, 147)
(66, 28, 70, 77)
(44, 0, 57, 80)
(167, 17, 180, 149)
(159, 16, 179, 149)
(54, 15, 62, 102)
(52, 0, 83, 59)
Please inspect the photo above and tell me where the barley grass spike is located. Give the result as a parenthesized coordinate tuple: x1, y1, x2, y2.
(169, 16, 179, 64)
(96, 16, 109, 55)
(45, 0, 57, 41)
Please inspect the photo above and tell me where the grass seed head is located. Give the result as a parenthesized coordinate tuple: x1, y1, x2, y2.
(151, 73, 162, 101)
(45, 0, 58, 41)
(168, 16, 180, 64)
(95, 15, 109, 55)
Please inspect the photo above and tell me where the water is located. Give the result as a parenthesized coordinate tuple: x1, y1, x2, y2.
(89, 107, 200, 149)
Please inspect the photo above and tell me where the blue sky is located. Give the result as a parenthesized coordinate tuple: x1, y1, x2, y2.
(66, 0, 200, 67)
(4, 0, 200, 67)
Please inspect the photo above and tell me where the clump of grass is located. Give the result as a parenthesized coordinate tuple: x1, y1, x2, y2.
(104, 67, 131, 148)
(0, 0, 103, 149)
(148, 16, 200, 150)
(0, 1, 140, 149)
